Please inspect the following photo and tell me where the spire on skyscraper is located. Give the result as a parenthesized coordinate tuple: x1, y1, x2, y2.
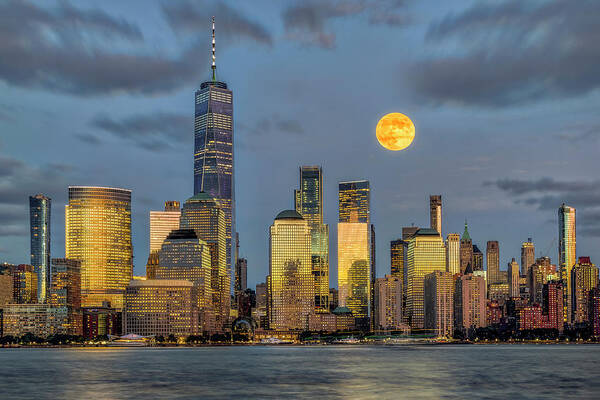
(211, 16, 216, 81)
(462, 220, 471, 241)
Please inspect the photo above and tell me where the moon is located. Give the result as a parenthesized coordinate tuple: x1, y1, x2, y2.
(376, 112, 415, 151)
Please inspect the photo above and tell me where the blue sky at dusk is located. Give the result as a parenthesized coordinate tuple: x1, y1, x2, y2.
(1, 0, 599, 287)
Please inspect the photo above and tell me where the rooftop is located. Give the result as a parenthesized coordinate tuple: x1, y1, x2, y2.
(275, 210, 303, 220)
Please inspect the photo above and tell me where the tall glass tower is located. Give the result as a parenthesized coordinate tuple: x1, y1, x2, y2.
(193, 17, 235, 272)
(29, 194, 51, 303)
(559, 203, 576, 324)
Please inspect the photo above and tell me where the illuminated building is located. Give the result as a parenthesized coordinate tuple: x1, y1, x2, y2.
(123, 279, 199, 337)
(589, 287, 600, 337)
(402, 226, 419, 240)
(508, 258, 520, 298)
(253, 282, 268, 328)
(429, 195, 442, 235)
(571, 257, 598, 324)
(472, 245, 484, 271)
(145, 251, 159, 279)
(374, 275, 403, 330)
(338, 222, 370, 319)
(83, 305, 121, 338)
(519, 282, 563, 331)
(390, 239, 407, 279)
(0, 266, 12, 307)
(29, 194, 51, 303)
(235, 257, 247, 294)
(12, 264, 38, 304)
(454, 274, 487, 330)
(407, 228, 446, 329)
(180, 193, 229, 329)
(149, 200, 181, 253)
(268, 210, 314, 330)
(338, 180, 370, 223)
(193, 18, 236, 274)
(157, 229, 214, 331)
(488, 283, 509, 302)
(49, 258, 82, 335)
(424, 271, 453, 337)
(2, 304, 52, 336)
(446, 234, 460, 276)
(528, 258, 558, 305)
(294, 166, 329, 312)
(329, 288, 339, 311)
(558, 203, 576, 323)
(459, 221, 473, 275)
(66, 186, 132, 310)
(307, 308, 355, 332)
(486, 241, 500, 284)
(521, 239, 535, 276)
(487, 301, 502, 326)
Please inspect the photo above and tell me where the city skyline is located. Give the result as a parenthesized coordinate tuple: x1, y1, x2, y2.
(1, 1, 600, 290)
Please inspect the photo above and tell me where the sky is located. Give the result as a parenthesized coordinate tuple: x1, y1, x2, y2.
(1, 0, 599, 289)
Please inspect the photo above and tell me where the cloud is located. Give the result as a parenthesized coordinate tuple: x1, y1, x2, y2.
(75, 133, 103, 145)
(409, 0, 600, 107)
(241, 115, 305, 136)
(556, 123, 600, 142)
(282, 0, 408, 48)
(162, 0, 272, 45)
(486, 177, 600, 236)
(90, 112, 191, 151)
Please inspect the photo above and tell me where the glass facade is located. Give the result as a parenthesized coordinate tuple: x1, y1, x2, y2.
(337, 222, 370, 318)
(65, 186, 132, 310)
(558, 203, 576, 323)
(521, 240, 535, 276)
(429, 195, 442, 235)
(407, 229, 446, 329)
(193, 80, 235, 273)
(295, 166, 329, 312)
(486, 241, 500, 284)
(29, 194, 51, 303)
(446, 234, 460, 275)
(338, 180, 370, 223)
(268, 211, 314, 330)
(149, 201, 181, 253)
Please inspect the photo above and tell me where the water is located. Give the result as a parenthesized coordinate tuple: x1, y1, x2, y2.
(1, 344, 599, 399)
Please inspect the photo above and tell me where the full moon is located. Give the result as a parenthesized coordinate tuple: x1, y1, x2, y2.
(376, 112, 415, 151)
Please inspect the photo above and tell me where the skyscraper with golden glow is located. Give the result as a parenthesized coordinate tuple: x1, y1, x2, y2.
(571, 257, 598, 324)
(268, 210, 314, 330)
(521, 239, 535, 276)
(486, 241, 500, 284)
(180, 193, 229, 329)
(65, 186, 132, 310)
(446, 233, 460, 275)
(559, 203, 576, 323)
(294, 166, 329, 312)
(407, 228, 446, 329)
(429, 195, 442, 235)
(507, 258, 520, 298)
(149, 201, 181, 253)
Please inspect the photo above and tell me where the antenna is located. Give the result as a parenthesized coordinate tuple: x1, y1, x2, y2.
(212, 16, 216, 81)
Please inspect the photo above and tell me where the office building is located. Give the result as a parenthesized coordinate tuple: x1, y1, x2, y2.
(508, 258, 520, 298)
(338, 222, 370, 319)
(590, 287, 600, 337)
(390, 239, 407, 279)
(0, 266, 13, 307)
(445, 233, 460, 275)
(528, 259, 558, 305)
(66, 186, 132, 309)
(235, 258, 248, 295)
(424, 271, 454, 337)
(83, 305, 121, 338)
(338, 180, 370, 223)
(454, 274, 487, 330)
(268, 210, 314, 330)
(486, 241, 500, 285)
(571, 257, 599, 324)
(460, 222, 473, 275)
(374, 275, 403, 330)
(11, 264, 38, 304)
(521, 239, 535, 277)
(407, 228, 446, 329)
(429, 195, 442, 235)
(558, 203, 576, 323)
(48, 258, 82, 335)
(29, 194, 51, 303)
(472, 245, 484, 271)
(149, 201, 181, 253)
(402, 226, 419, 240)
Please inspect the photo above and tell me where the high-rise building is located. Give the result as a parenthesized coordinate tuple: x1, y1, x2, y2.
(454, 274, 487, 330)
(65, 186, 132, 310)
(338, 180, 370, 223)
(402, 226, 419, 240)
(446, 233, 460, 275)
(459, 221, 473, 275)
(235, 258, 247, 294)
(390, 239, 407, 279)
(123, 279, 199, 337)
(407, 228, 446, 329)
(338, 222, 370, 319)
(295, 166, 329, 312)
(0, 265, 13, 307)
(29, 194, 51, 303)
(589, 287, 600, 337)
(429, 195, 442, 235)
(149, 201, 181, 253)
(180, 193, 230, 329)
(193, 18, 236, 274)
(472, 245, 484, 271)
(571, 257, 599, 324)
(374, 275, 403, 330)
(424, 271, 454, 337)
(543, 282, 564, 332)
(507, 258, 520, 298)
(528, 259, 558, 305)
(558, 203, 576, 324)
(145, 251, 159, 280)
(254, 282, 268, 328)
(521, 239, 535, 277)
(268, 210, 314, 330)
(12, 264, 38, 304)
(157, 229, 214, 331)
(49, 258, 82, 335)
(486, 241, 500, 285)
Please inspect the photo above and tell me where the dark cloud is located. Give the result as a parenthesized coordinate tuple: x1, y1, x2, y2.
(162, 0, 272, 45)
(75, 133, 103, 145)
(90, 112, 191, 151)
(556, 124, 600, 142)
(242, 115, 305, 136)
(282, 0, 408, 48)
(409, 0, 600, 107)
(487, 177, 600, 236)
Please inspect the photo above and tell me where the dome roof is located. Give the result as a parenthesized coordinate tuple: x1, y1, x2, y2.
(166, 229, 198, 240)
(275, 210, 303, 220)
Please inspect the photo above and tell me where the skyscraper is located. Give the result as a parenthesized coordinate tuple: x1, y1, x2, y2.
(180, 193, 229, 330)
(29, 194, 51, 303)
(454, 274, 487, 330)
(472, 245, 484, 271)
(374, 275, 403, 330)
(338, 180, 370, 223)
(571, 257, 599, 324)
(294, 166, 329, 312)
(486, 241, 500, 285)
(49, 258, 82, 335)
(460, 221, 473, 274)
(424, 271, 454, 337)
(194, 17, 235, 274)
(268, 210, 314, 330)
(507, 258, 520, 298)
(429, 195, 442, 235)
(407, 228, 446, 329)
(149, 201, 181, 253)
(390, 239, 408, 279)
(446, 233, 460, 275)
(521, 239, 535, 277)
(65, 186, 132, 310)
(234, 258, 247, 295)
(559, 203, 576, 323)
